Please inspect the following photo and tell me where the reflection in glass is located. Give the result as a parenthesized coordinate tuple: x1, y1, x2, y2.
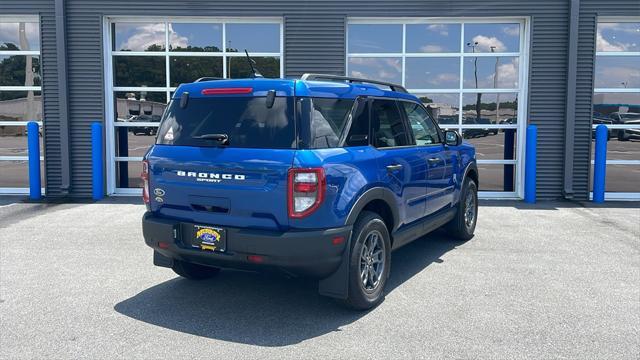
(463, 56, 518, 89)
(405, 58, 460, 89)
(589, 165, 640, 193)
(114, 56, 166, 87)
(348, 57, 402, 85)
(596, 22, 640, 52)
(414, 93, 460, 126)
(0, 91, 42, 121)
(590, 136, 640, 161)
(226, 57, 280, 78)
(0, 55, 41, 86)
(464, 24, 520, 53)
(0, 160, 44, 188)
(347, 24, 402, 53)
(477, 163, 515, 192)
(406, 24, 461, 53)
(116, 127, 157, 158)
(593, 93, 640, 120)
(0, 125, 43, 156)
(225, 24, 280, 53)
(462, 92, 518, 124)
(113, 23, 166, 52)
(170, 57, 223, 86)
(115, 92, 166, 122)
(169, 23, 222, 52)
(462, 129, 517, 160)
(116, 161, 143, 188)
(594, 56, 640, 89)
(0, 22, 40, 51)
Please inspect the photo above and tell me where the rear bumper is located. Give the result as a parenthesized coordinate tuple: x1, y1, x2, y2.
(142, 212, 352, 278)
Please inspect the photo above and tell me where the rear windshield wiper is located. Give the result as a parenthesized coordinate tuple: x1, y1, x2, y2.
(192, 133, 229, 145)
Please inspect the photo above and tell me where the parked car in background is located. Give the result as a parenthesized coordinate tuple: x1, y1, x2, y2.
(610, 113, 640, 141)
(129, 115, 161, 136)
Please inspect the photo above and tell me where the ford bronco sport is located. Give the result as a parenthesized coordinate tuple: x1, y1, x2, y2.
(142, 73, 478, 310)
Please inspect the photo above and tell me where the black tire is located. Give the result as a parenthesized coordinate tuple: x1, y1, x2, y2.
(445, 177, 478, 241)
(172, 260, 220, 280)
(343, 211, 391, 310)
(618, 130, 629, 141)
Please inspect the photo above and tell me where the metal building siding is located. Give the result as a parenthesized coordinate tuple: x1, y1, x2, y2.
(284, 15, 345, 77)
(0, 1, 63, 197)
(58, 0, 573, 199)
(572, 1, 640, 200)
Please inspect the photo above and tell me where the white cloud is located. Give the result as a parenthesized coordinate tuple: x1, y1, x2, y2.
(427, 73, 458, 86)
(502, 25, 520, 37)
(596, 31, 629, 51)
(119, 23, 188, 51)
(427, 24, 449, 36)
(472, 35, 506, 52)
(420, 45, 444, 52)
(596, 65, 640, 88)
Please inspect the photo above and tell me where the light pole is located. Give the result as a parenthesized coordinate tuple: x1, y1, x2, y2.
(491, 46, 500, 125)
(467, 41, 481, 123)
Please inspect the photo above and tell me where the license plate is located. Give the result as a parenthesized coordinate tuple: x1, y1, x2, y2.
(192, 225, 226, 252)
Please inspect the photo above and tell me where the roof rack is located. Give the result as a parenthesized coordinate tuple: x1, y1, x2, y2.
(300, 73, 408, 93)
(194, 77, 224, 82)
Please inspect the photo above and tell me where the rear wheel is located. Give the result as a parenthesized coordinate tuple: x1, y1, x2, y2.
(172, 260, 220, 280)
(344, 211, 391, 310)
(445, 177, 478, 241)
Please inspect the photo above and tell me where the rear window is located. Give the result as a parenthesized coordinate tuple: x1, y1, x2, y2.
(156, 96, 295, 149)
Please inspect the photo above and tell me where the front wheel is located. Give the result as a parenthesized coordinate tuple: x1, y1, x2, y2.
(172, 260, 220, 280)
(445, 177, 478, 241)
(344, 211, 391, 310)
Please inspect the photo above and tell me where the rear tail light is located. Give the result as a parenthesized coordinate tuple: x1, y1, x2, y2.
(288, 168, 325, 218)
(141, 160, 150, 205)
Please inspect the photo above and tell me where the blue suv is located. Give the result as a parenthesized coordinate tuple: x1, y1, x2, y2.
(142, 73, 478, 309)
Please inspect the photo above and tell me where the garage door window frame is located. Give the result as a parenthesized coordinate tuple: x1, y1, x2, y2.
(346, 17, 531, 199)
(103, 16, 284, 195)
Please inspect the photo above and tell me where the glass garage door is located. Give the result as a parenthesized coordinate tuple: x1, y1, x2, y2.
(105, 18, 283, 194)
(0, 16, 44, 195)
(591, 19, 640, 200)
(346, 19, 529, 198)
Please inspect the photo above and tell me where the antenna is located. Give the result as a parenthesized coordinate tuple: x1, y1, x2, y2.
(244, 50, 263, 78)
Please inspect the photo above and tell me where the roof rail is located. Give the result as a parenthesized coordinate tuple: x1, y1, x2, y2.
(194, 77, 224, 82)
(300, 73, 408, 93)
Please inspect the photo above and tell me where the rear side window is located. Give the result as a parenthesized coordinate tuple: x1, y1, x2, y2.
(156, 96, 295, 148)
(306, 98, 355, 148)
(371, 99, 410, 148)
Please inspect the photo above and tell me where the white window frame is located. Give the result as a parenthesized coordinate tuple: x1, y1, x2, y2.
(103, 16, 284, 195)
(346, 17, 531, 199)
(0, 15, 44, 195)
(590, 16, 640, 201)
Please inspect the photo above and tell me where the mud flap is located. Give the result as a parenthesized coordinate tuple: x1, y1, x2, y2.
(318, 232, 352, 299)
(153, 250, 174, 268)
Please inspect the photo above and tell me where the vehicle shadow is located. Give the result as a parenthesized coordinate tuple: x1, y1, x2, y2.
(114, 229, 461, 346)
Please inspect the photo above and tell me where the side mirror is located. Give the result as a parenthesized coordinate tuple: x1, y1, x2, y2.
(444, 130, 462, 146)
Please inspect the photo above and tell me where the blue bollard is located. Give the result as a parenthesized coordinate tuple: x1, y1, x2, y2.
(524, 124, 537, 203)
(91, 122, 104, 200)
(27, 121, 41, 200)
(593, 124, 608, 203)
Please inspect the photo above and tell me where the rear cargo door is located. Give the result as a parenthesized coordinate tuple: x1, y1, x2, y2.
(147, 92, 297, 231)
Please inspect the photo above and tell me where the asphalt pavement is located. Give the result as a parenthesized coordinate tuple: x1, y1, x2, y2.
(0, 199, 639, 359)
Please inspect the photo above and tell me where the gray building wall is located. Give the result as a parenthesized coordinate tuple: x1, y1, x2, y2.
(2, 0, 639, 200)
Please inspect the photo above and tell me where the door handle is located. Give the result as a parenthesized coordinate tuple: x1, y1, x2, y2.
(386, 164, 403, 172)
(428, 157, 441, 164)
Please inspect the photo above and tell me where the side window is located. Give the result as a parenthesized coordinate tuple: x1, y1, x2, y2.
(344, 98, 370, 146)
(371, 99, 409, 148)
(401, 102, 441, 145)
